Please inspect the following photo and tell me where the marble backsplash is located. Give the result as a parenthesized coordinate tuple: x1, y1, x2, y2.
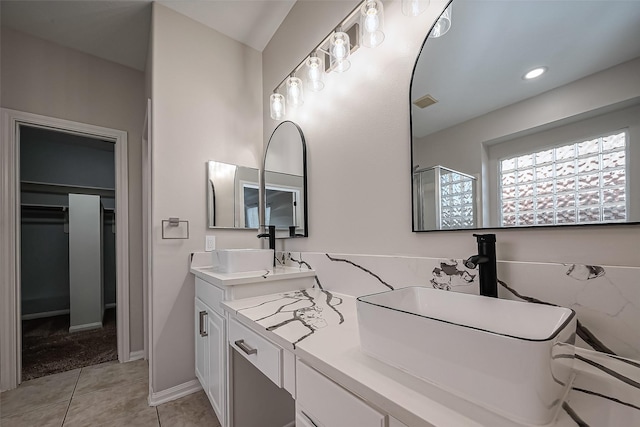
(276, 251, 640, 361)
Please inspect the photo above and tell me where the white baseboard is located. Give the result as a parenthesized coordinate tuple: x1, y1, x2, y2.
(148, 379, 202, 407)
(69, 322, 102, 333)
(129, 350, 145, 361)
(21, 304, 116, 320)
(21, 309, 69, 320)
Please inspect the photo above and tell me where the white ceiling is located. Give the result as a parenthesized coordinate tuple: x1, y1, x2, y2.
(412, 0, 640, 139)
(0, 0, 297, 71)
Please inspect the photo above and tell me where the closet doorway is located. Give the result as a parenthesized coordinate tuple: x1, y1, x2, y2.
(20, 126, 117, 380)
(1, 109, 130, 391)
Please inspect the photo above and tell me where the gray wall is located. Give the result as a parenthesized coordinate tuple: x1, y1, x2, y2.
(149, 3, 264, 395)
(263, 1, 639, 268)
(2, 27, 146, 351)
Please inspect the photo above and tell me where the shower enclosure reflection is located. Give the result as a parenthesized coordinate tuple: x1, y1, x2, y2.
(413, 165, 477, 230)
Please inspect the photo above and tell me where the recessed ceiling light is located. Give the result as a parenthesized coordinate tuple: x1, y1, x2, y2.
(523, 67, 547, 80)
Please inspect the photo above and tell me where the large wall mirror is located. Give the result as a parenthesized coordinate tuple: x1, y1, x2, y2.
(207, 161, 259, 229)
(410, 0, 640, 231)
(263, 121, 308, 238)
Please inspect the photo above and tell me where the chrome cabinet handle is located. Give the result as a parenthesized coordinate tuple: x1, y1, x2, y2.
(234, 339, 257, 355)
(199, 310, 208, 337)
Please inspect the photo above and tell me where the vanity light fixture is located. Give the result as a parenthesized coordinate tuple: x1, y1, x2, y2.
(523, 67, 547, 80)
(269, 0, 388, 120)
(286, 76, 304, 107)
(402, 0, 430, 17)
(429, 4, 452, 38)
(360, 0, 385, 48)
(270, 93, 286, 120)
(305, 55, 325, 92)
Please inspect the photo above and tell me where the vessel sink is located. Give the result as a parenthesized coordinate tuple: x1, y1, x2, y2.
(356, 286, 576, 425)
(211, 249, 274, 273)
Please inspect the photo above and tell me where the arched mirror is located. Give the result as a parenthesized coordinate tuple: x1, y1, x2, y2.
(410, 0, 640, 231)
(262, 121, 308, 238)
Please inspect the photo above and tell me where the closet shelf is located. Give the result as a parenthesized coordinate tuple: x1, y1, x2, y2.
(21, 181, 115, 198)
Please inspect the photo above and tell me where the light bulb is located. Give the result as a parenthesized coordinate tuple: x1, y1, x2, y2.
(330, 32, 351, 72)
(270, 93, 285, 120)
(360, 0, 385, 48)
(332, 37, 347, 60)
(305, 56, 325, 92)
(365, 8, 379, 32)
(286, 77, 304, 107)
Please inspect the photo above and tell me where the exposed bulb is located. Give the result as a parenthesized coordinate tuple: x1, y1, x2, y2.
(330, 32, 351, 72)
(332, 37, 348, 60)
(365, 7, 379, 32)
(286, 76, 304, 107)
(270, 93, 285, 120)
(305, 56, 325, 91)
(360, 0, 385, 48)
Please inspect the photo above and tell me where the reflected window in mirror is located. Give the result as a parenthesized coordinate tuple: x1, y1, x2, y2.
(262, 121, 308, 238)
(409, 0, 640, 231)
(497, 130, 627, 227)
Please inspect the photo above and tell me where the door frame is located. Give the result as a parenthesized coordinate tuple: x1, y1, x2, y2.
(0, 108, 130, 391)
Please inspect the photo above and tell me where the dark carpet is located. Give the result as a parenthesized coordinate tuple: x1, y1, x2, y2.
(21, 308, 117, 381)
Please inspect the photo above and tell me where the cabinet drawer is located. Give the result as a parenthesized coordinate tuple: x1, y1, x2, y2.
(196, 277, 224, 314)
(228, 318, 282, 387)
(296, 361, 385, 427)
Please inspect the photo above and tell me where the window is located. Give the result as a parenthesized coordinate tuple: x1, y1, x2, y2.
(499, 131, 627, 226)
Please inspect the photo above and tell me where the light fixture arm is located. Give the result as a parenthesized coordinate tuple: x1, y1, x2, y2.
(270, 0, 369, 95)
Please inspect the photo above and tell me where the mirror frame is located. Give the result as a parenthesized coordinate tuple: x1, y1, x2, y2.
(261, 120, 309, 238)
(409, 0, 640, 233)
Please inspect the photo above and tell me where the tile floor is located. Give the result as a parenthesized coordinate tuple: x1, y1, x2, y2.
(0, 359, 220, 427)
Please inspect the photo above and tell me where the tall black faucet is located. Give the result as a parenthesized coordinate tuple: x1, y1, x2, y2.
(464, 233, 498, 298)
(257, 225, 276, 266)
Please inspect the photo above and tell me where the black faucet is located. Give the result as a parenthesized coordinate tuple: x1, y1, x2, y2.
(464, 233, 498, 298)
(257, 225, 276, 267)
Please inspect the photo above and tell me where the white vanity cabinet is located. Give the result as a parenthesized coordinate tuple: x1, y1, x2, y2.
(191, 255, 317, 427)
(195, 277, 227, 426)
(296, 360, 386, 427)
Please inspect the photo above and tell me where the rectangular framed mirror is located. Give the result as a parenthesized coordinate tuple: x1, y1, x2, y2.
(206, 161, 259, 229)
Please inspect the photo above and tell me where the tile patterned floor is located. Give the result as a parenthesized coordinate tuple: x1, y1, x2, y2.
(0, 359, 220, 427)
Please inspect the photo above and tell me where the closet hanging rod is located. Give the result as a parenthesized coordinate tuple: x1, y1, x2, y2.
(21, 203, 116, 212)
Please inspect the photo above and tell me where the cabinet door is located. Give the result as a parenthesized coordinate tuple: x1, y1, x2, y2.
(296, 361, 385, 427)
(195, 298, 209, 388)
(207, 308, 226, 427)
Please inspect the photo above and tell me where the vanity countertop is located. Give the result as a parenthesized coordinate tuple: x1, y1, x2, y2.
(190, 265, 316, 287)
(222, 288, 640, 427)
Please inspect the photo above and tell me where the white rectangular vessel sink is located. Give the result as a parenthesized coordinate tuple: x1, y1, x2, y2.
(356, 287, 576, 425)
(211, 249, 274, 273)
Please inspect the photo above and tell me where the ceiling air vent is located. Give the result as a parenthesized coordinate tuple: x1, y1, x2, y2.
(413, 94, 438, 109)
